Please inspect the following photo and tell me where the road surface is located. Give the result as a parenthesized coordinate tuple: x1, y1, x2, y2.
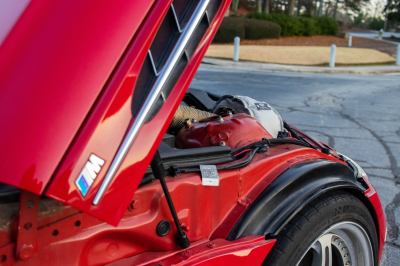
(191, 64, 400, 265)
(347, 31, 400, 40)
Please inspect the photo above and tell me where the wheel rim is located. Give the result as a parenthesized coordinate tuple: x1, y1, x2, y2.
(295, 221, 374, 266)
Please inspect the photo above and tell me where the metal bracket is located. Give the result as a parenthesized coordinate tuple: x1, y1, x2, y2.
(15, 190, 39, 261)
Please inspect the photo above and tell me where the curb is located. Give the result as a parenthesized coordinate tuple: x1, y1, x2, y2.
(202, 57, 400, 75)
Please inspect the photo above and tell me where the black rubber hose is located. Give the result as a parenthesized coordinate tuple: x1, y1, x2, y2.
(218, 147, 260, 171)
(169, 138, 313, 175)
(179, 147, 261, 173)
(231, 138, 312, 155)
(283, 121, 301, 140)
(177, 138, 312, 174)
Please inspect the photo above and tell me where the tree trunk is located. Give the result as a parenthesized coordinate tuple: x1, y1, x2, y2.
(271, 0, 275, 14)
(296, 0, 301, 16)
(317, 0, 323, 17)
(231, 0, 239, 12)
(263, 0, 270, 13)
(257, 0, 262, 12)
(325, 0, 331, 16)
(333, 0, 339, 19)
(314, 0, 318, 17)
(288, 0, 295, 15)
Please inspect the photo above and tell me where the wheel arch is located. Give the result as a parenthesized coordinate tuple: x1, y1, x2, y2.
(227, 159, 371, 240)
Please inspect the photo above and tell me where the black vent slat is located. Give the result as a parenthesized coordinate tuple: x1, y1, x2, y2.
(145, 51, 189, 122)
(131, 56, 156, 117)
(145, 95, 165, 123)
(206, 0, 222, 22)
(184, 14, 209, 58)
(172, 0, 199, 29)
(162, 54, 188, 99)
(158, 13, 209, 104)
(150, 8, 180, 72)
(132, 0, 223, 122)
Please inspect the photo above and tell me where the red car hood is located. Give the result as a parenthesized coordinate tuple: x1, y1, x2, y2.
(0, 0, 155, 194)
(0, 0, 230, 225)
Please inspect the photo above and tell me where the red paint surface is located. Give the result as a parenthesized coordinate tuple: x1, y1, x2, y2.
(0, 0, 154, 195)
(0, 146, 344, 265)
(108, 236, 276, 266)
(364, 176, 386, 261)
(175, 113, 273, 149)
(44, 0, 171, 226)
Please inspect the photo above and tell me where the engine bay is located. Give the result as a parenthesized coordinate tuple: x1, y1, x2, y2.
(140, 88, 316, 185)
(172, 88, 285, 150)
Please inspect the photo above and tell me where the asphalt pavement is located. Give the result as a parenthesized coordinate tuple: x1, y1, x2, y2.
(191, 64, 400, 266)
(346, 31, 400, 41)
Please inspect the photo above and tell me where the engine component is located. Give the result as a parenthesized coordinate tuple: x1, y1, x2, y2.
(183, 88, 217, 111)
(175, 113, 273, 150)
(169, 105, 214, 133)
(213, 95, 283, 138)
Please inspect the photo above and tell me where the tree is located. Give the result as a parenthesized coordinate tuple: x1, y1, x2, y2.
(289, 0, 295, 15)
(231, 0, 239, 12)
(263, 0, 270, 13)
(297, 0, 317, 16)
(354, 11, 367, 27)
(257, 0, 262, 12)
(368, 17, 385, 29)
(331, 0, 370, 19)
(384, 0, 400, 22)
(317, 0, 324, 16)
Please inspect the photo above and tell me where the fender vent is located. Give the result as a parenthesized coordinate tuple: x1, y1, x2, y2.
(132, 0, 222, 119)
(92, 0, 223, 205)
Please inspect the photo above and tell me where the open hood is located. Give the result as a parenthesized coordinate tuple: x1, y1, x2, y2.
(0, 0, 155, 195)
(43, 0, 230, 225)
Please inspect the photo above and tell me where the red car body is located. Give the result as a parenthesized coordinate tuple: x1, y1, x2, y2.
(0, 0, 386, 265)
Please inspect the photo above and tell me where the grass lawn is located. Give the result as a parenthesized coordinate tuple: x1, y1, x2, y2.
(206, 45, 396, 66)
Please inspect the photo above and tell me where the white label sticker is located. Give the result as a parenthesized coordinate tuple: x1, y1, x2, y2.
(200, 165, 220, 186)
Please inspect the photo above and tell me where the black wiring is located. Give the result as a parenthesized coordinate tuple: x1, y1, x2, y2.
(170, 137, 313, 175)
(178, 147, 261, 173)
(218, 147, 260, 171)
(283, 121, 301, 140)
(231, 138, 313, 155)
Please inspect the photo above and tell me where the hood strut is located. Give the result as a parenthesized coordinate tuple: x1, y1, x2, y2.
(151, 150, 190, 249)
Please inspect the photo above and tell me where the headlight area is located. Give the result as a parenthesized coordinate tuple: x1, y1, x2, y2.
(0, 183, 20, 202)
(338, 153, 376, 197)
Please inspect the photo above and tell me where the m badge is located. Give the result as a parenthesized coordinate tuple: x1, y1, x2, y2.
(75, 154, 105, 197)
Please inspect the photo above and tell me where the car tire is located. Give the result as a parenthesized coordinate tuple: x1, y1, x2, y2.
(262, 190, 379, 266)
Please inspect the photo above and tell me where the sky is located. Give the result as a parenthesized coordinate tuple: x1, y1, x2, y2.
(367, 0, 387, 18)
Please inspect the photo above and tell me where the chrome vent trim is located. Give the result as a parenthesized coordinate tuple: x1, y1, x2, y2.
(148, 50, 161, 77)
(93, 0, 211, 205)
(171, 4, 184, 33)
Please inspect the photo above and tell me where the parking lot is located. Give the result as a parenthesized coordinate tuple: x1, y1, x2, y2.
(191, 65, 400, 265)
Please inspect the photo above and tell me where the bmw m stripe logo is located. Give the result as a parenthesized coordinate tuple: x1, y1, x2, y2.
(75, 154, 105, 197)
